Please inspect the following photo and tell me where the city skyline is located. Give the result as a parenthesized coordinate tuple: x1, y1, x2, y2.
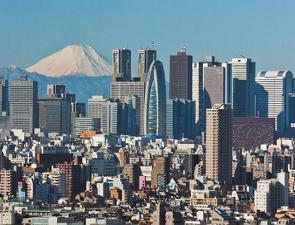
(1, 0, 295, 79)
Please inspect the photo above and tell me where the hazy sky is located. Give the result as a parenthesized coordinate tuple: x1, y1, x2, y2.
(0, 0, 295, 79)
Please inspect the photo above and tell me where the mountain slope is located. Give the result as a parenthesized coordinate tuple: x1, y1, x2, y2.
(26, 44, 112, 77)
(0, 65, 111, 103)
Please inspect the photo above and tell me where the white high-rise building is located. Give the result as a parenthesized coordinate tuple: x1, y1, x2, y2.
(88, 96, 106, 119)
(256, 70, 293, 135)
(254, 180, 272, 214)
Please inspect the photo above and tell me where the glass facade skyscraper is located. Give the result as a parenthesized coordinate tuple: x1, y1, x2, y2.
(144, 60, 166, 136)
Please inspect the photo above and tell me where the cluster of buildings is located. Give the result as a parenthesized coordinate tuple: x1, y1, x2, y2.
(0, 47, 295, 224)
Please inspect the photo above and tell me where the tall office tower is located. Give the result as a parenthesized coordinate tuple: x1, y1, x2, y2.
(121, 95, 140, 136)
(111, 81, 145, 135)
(0, 77, 8, 116)
(47, 84, 66, 97)
(88, 96, 106, 119)
(192, 56, 227, 135)
(138, 48, 157, 82)
(10, 77, 38, 134)
(169, 49, 193, 100)
(166, 98, 195, 139)
(256, 70, 293, 135)
(112, 48, 131, 81)
(204, 63, 232, 109)
(38, 97, 71, 134)
(229, 57, 256, 117)
(144, 60, 166, 136)
(101, 100, 122, 134)
(55, 162, 81, 199)
(151, 156, 170, 188)
(0, 169, 17, 197)
(205, 104, 232, 187)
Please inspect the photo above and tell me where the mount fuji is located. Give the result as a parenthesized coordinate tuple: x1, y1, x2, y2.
(26, 44, 112, 77)
(0, 44, 114, 102)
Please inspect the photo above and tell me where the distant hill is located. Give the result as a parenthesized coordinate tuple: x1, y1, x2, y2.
(0, 65, 111, 103)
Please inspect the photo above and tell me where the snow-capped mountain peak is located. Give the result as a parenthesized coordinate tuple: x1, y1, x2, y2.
(26, 44, 112, 77)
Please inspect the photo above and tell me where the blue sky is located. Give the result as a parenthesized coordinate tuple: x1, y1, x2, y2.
(0, 0, 295, 79)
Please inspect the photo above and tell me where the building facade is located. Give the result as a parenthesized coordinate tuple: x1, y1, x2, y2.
(256, 70, 293, 135)
(229, 57, 255, 117)
(166, 98, 195, 139)
(112, 48, 131, 81)
(169, 49, 193, 100)
(205, 104, 232, 187)
(10, 77, 38, 134)
(144, 60, 166, 136)
(138, 48, 157, 82)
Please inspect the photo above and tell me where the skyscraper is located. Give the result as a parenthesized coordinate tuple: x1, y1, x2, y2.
(205, 104, 232, 187)
(229, 57, 256, 117)
(138, 48, 157, 82)
(0, 77, 8, 116)
(166, 98, 195, 139)
(192, 56, 231, 135)
(101, 99, 122, 134)
(121, 95, 140, 136)
(112, 48, 131, 81)
(144, 60, 166, 136)
(88, 96, 106, 119)
(10, 77, 38, 134)
(38, 97, 71, 134)
(169, 49, 193, 100)
(111, 81, 145, 135)
(204, 63, 232, 109)
(256, 70, 293, 135)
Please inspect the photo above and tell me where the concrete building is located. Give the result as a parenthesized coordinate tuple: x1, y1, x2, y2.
(10, 77, 38, 134)
(138, 48, 157, 82)
(151, 156, 170, 188)
(256, 70, 293, 135)
(73, 117, 100, 137)
(229, 57, 256, 117)
(101, 100, 122, 134)
(170, 49, 193, 100)
(205, 104, 232, 187)
(144, 60, 166, 136)
(55, 162, 81, 199)
(0, 169, 17, 197)
(88, 95, 106, 119)
(112, 48, 131, 81)
(123, 163, 141, 190)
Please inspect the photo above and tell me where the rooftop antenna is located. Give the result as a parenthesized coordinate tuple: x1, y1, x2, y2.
(151, 41, 155, 50)
(181, 40, 186, 53)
